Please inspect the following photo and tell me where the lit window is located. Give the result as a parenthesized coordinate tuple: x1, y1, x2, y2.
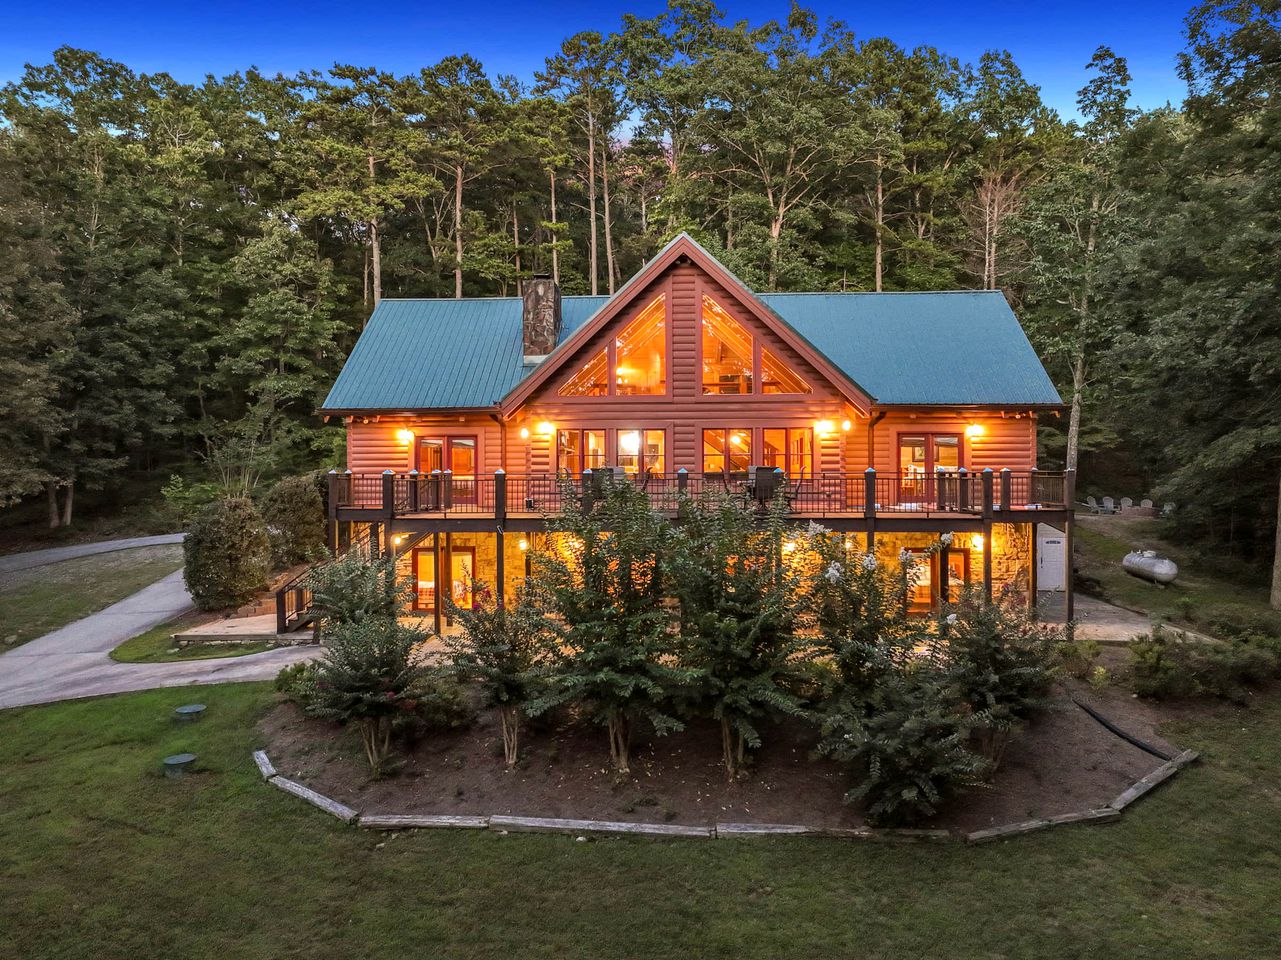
(559, 348, 609, 397)
(557, 429, 606, 476)
(762, 428, 813, 478)
(701, 296, 754, 394)
(703, 428, 751, 476)
(617, 429, 665, 475)
(761, 347, 811, 394)
(615, 295, 666, 396)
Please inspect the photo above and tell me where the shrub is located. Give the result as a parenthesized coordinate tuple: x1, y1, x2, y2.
(304, 616, 435, 776)
(669, 494, 808, 779)
(304, 553, 410, 637)
(183, 497, 271, 610)
(1129, 626, 1280, 701)
(261, 475, 327, 569)
(1197, 605, 1281, 642)
(1056, 629, 1102, 679)
(275, 661, 317, 706)
(442, 579, 554, 766)
(940, 591, 1059, 764)
(525, 479, 693, 774)
(161, 474, 221, 525)
(817, 655, 987, 827)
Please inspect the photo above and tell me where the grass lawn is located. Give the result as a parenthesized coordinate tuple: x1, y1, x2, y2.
(110, 612, 275, 663)
(1074, 515, 1279, 631)
(0, 545, 185, 648)
(1, 682, 1279, 959)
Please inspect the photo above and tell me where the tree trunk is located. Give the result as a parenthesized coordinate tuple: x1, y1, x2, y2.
(607, 710, 630, 773)
(874, 163, 885, 293)
(512, 203, 521, 276)
(61, 479, 74, 527)
(46, 481, 60, 530)
(768, 214, 783, 290)
(454, 164, 465, 299)
(500, 704, 520, 767)
(549, 169, 560, 285)
(587, 112, 599, 296)
(601, 142, 617, 294)
(1066, 354, 1086, 472)
(1271, 465, 1281, 610)
(369, 219, 382, 306)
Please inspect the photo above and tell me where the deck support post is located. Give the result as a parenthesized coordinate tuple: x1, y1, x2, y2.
(864, 468, 877, 553)
(432, 532, 443, 635)
(429, 470, 443, 511)
(981, 469, 994, 604)
(677, 467, 688, 495)
(1065, 469, 1077, 623)
(958, 467, 970, 512)
(1028, 521, 1038, 616)
(442, 470, 453, 512)
(939, 544, 950, 605)
(407, 469, 420, 512)
(1000, 468, 1012, 515)
(326, 470, 339, 554)
(581, 470, 594, 513)
(494, 470, 507, 608)
(936, 467, 947, 512)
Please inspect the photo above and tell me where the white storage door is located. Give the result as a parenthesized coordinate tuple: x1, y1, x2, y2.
(1037, 524, 1066, 592)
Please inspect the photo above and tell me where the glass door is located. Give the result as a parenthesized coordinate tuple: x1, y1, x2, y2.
(898, 434, 961, 504)
(417, 437, 478, 505)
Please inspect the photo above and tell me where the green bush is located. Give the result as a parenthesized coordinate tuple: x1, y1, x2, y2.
(304, 553, 410, 637)
(940, 591, 1059, 763)
(183, 497, 271, 610)
(261, 475, 327, 569)
(304, 616, 436, 776)
(1196, 605, 1281, 642)
(275, 661, 318, 706)
(1129, 626, 1280, 701)
(442, 579, 554, 766)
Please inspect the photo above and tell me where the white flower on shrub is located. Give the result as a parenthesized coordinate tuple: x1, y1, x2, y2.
(806, 521, 829, 537)
(860, 553, 878, 571)
(824, 561, 844, 583)
(898, 548, 912, 564)
(940, 532, 953, 546)
(945, 613, 958, 625)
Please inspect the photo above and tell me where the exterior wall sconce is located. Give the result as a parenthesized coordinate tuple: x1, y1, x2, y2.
(972, 534, 985, 551)
(518, 538, 529, 551)
(965, 423, 985, 438)
(519, 427, 530, 439)
(536, 421, 556, 436)
(814, 419, 835, 435)
(396, 429, 414, 444)
(841, 419, 852, 432)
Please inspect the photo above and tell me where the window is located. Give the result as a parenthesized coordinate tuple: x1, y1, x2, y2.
(703, 428, 752, 476)
(413, 547, 476, 612)
(702, 295, 811, 396)
(761, 347, 811, 394)
(701, 297, 754, 394)
(559, 294, 666, 397)
(617, 429, 665, 475)
(557, 429, 606, 476)
(905, 548, 970, 613)
(762, 428, 813, 478)
(899, 433, 961, 502)
(615, 296, 667, 395)
(559, 348, 609, 397)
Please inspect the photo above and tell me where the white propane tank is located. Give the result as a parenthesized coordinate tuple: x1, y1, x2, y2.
(1122, 550, 1178, 584)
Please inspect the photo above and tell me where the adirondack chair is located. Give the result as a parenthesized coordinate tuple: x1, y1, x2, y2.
(1120, 497, 1134, 511)
(1083, 495, 1101, 514)
(1141, 499, 1154, 509)
(1101, 496, 1117, 514)
(1162, 502, 1176, 517)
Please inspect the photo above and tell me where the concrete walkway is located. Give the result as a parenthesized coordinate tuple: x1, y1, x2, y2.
(0, 568, 316, 710)
(0, 533, 186, 575)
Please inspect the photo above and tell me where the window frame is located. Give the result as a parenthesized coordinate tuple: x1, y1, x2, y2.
(697, 283, 813, 400)
(761, 427, 814, 479)
(702, 427, 753, 478)
(555, 285, 672, 401)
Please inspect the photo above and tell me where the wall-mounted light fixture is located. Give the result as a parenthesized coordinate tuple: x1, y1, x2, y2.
(814, 419, 835, 436)
(396, 429, 414, 444)
(841, 419, 852, 432)
(965, 423, 985, 438)
(519, 427, 530, 439)
(536, 421, 556, 436)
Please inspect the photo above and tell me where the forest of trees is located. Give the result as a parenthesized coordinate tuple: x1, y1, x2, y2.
(0, 0, 1277, 598)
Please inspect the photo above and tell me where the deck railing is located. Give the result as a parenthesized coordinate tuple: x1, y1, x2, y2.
(329, 467, 1070, 522)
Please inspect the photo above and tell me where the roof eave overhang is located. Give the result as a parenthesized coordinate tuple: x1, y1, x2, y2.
(320, 405, 503, 419)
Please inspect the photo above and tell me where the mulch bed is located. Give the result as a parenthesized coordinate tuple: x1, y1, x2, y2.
(259, 681, 1184, 832)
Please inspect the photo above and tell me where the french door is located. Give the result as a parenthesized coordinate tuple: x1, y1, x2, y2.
(418, 437, 477, 504)
(898, 434, 961, 504)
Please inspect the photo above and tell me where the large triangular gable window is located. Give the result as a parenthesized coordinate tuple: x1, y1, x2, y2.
(560, 294, 666, 397)
(701, 295, 810, 396)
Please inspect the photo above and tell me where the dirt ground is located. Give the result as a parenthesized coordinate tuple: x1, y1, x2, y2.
(259, 681, 1184, 832)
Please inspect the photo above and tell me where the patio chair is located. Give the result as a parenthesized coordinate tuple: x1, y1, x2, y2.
(1140, 499, 1154, 509)
(1083, 495, 1101, 514)
(1101, 496, 1117, 514)
(1120, 497, 1134, 511)
(1162, 502, 1176, 517)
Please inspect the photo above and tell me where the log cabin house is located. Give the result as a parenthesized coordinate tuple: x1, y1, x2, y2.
(305, 233, 1073, 633)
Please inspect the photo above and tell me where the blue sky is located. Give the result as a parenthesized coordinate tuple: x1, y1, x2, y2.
(0, 0, 1193, 118)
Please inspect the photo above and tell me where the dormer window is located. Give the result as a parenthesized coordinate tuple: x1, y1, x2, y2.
(701, 295, 810, 396)
(560, 294, 666, 397)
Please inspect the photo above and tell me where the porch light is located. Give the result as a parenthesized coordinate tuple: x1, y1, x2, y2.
(536, 421, 556, 436)
(814, 419, 835, 435)
(841, 419, 852, 432)
(518, 538, 528, 551)
(965, 423, 985, 438)
(972, 534, 985, 551)
(396, 429, 414, 444)
(519, 427, 530, 439)
(393, 534, 405, 546)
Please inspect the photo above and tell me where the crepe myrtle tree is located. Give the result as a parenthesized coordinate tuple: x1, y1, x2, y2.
(443, 579, 555, 767)
(669, 493, 809, 780)
(525, 477, 695, 774)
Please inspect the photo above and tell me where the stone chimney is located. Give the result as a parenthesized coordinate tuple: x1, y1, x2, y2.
(521, 274, 561, 364)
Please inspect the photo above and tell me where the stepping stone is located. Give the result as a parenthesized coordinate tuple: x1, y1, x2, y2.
(163, 753, 197, 778)
(174, 704, 207, 722)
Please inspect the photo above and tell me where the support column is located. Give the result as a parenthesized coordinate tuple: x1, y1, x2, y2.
(494, 469, 507, 608)
(1028, 521, 1038, 616)
(981, 468, 994, 603)
(864, 468, 877, 553)
(495, 530, 506, 607)
(939, 543, 951, 605)
(432, 532, 443, 635)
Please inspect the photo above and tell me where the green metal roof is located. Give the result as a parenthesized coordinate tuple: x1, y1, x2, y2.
(323, 276, 1060, 411)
